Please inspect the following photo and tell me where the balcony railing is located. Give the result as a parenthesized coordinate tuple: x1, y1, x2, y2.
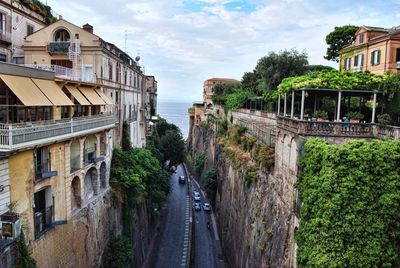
(22, 64, 96, 83)
(353, 66, 362, 72)
(0, 114, 117, 151)
(35, 159, 57, 180)
(34, 205, 53, 239)
(0, 30, 11, 43)
(47, 41, 70, 54)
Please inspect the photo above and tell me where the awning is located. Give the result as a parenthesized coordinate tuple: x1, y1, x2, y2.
(32, 79, 74, 106)
(64, 85, 90, 105)
(0, 74, 52, 106)
(95, 88, 113, 105)
(78, 86, 106, 105)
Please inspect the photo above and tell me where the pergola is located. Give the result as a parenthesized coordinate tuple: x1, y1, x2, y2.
(277, 88, 383, 123)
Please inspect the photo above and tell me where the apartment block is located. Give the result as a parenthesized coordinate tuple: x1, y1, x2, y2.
(203, 77, 239, 107)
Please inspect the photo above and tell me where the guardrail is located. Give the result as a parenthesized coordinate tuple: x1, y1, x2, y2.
(22, 64, 96, 83)
(0, 114, 116, 151)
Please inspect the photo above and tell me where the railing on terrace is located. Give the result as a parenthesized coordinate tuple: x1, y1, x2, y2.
(375, 124, 400, 140)
(22, 64, 96, 83)
(47, 41, 70, 54)
(276, 116, 383, 138)
(0, 114, 117, 150)
(236, 118, 275, 147)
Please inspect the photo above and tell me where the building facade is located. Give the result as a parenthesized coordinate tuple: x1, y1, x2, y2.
(339, 25, 400, 74)
(0, 63, 117, 266)
(22, 18, 148, 148)
(203, 77, 239, 107)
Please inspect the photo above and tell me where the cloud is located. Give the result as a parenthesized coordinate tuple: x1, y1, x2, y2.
(47, 0, 397, 102)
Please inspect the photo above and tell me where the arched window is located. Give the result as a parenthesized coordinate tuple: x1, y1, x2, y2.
(54, 29, 70, 42)
(84, 167, 98, 201)
(71, 176, 81, 211)
(100, 162, 107, 189)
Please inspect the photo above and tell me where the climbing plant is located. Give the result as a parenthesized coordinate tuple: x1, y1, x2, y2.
(296, 138, 400, 267)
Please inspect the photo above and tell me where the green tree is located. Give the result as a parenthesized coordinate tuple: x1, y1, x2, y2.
(203, 168, 217, 206)
(306, 65, 336, 73)
(225, 90, 254, 110)
(160, 129, 186, 169)
(103, 236, 133, 268)
(255, 49, 309, 92)
(324, 25, 358, 62)
(241, 71, 260, 94)
(122, 120, 131, 151)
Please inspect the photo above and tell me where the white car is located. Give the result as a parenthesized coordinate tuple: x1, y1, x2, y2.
(193, 192, 201, 202)
(203, 203, 211, 211)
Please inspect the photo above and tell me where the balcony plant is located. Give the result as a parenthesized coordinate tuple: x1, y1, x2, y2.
(1, 202, 19, 222)
(313, 110, 328, 121)
(377, 113, 392, 125)
(347, 111, 364, 123)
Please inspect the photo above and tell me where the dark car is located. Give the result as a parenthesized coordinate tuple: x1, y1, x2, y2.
(193, 202, 201, 211)
(179, 175, 185, 184)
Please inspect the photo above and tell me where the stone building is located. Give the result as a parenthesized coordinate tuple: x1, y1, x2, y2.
(339, 25, 400, 74)
(203, 77, 239, 107)
(0, 0, 54, 64)
(146, 75, 157, 119)
(22, 18, 148, 148)
(0, 63, 119, 267)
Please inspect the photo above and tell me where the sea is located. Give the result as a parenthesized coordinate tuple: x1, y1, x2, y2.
(157, 101, 192, 139)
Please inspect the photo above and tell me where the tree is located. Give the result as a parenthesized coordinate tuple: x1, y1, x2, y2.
(203, 168, 217, 206)
(255, 49, 309, 92)
(306, 64, 336, 73)
(324, 25, 358, 62)
(122, 120, 131, 151)
(241, 71, 260, 94)
(159, 130, 185, 169)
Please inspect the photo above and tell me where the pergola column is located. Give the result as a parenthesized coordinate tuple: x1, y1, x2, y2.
(284, 93, 287, 116)
(277, 95, 281, 115)
(336, 91, 342, 121)
(371, 92, 377, 123)
(300, 90, 305, 120)
(291, 91, 295, 118)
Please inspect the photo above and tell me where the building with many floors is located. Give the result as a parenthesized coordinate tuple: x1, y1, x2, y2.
(0, 63, 116, 266)
(203, 77, 239, 107)
(339, 25, 400, 74)
(22, 18, 149, 148)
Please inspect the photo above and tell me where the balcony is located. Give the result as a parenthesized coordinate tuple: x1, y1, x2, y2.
(47, 41, 70, 55)
(22, 64, 96, 83)
(0, 114, 117, 152)
(0, 30, 11, 44)
(35, 159, 57, 180)
(34, 205, 53, 239)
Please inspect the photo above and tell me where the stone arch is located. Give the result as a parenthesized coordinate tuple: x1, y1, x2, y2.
(100, 162, 107, 189)
(71, 176, 81, 211)
(70, 140, 80, 173)
(84, 135, 97, 165)
(84, 167, 98, 201)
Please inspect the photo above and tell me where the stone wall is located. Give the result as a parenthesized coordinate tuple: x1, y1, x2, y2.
(188, 122, 300, 267)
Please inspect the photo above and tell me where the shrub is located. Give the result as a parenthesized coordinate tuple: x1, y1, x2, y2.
(313, 110, 328, 119)
(347, 111, 364, 120)
(103, 236, 133, 268)
(14, 232, 36, 268)
(203, 168, 217, 205)
(195, 154, 206, 175)
(377, 113, 392, 125)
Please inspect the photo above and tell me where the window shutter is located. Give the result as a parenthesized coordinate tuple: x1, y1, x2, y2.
(377, 50, 381, 64)
(371, 52, 374, 65)
(6, 14, 11, 34)
(360, 54, 364, 67)
(396, 48, 400, 62)
(354, 55, 358, 67)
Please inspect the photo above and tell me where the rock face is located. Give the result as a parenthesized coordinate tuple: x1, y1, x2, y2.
(189, 125, 298, 268)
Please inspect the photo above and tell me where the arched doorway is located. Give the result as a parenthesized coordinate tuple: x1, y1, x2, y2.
(84, 167, 98, 201)
(71, 176, 81, 211)
(84, 135, 97, 165)
(70, 140, 80, 173)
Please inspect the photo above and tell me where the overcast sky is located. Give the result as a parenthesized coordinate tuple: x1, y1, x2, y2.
(46, 0, 400, 102)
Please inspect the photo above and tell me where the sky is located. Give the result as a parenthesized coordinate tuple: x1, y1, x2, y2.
(46, 0, 400, 102)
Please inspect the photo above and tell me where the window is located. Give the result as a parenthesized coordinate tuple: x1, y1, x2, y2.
(108, 61, 113, 80)
(53, 29, 70, 41)
(358, 33, 364, 44)
(0, 12, 6, 35)
(35, 146, 55, 179)
(354, 54, 364, 67)
(115, 91, 119, 104)
(27, 24, 34, 35)
(396, 48, 400, 63)
(34, 187, 53, 239)
(116, 63, 121, 83)
(0, 54, 6, 62)
(51, 59, 72, 69)
(371, 50, 381, 65)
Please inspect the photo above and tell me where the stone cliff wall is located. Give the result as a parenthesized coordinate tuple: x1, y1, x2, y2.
(189, 124, 299, 268)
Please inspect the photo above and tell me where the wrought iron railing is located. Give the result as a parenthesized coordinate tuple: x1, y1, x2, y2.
(236, 118, 274, 147)
(0, 114, 117, 151)
(34, 205, 53, 239)
(47, 41, 70, 54)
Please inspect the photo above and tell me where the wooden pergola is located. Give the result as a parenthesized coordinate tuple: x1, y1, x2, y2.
(277, 88, 383, 123)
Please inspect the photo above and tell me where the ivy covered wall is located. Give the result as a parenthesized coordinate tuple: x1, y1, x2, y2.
(296, 138, 400, 267)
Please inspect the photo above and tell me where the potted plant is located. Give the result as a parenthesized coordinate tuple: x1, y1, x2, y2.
(347, 111, 364, 123)
(314, 110, 328, 122)
(1, 202, 19, 222)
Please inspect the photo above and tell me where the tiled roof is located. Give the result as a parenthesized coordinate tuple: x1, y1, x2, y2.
(205, 78, 239, 82)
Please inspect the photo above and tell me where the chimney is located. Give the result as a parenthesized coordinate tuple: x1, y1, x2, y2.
(82, 23, 93, 34)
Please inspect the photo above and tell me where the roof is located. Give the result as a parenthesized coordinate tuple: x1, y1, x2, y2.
(360, 25, 390, 32)
(205, 78, 239, 82)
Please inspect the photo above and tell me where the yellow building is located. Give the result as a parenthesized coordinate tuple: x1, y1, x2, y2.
(0, 63, 117, 267)
(22, 18, 148, 148)
(339, 25, 400, 74)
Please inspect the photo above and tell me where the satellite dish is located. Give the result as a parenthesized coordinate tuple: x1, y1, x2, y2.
(135, 56, 140, 62)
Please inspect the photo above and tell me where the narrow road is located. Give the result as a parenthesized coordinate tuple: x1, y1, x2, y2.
(192, 179, 223, 268)
(152, 164, 190, 268)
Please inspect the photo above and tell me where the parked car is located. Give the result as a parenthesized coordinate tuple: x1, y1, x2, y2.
(193, 192, 201, 202)
(192, 190, 199, 197)
(179, 175, 185, 184)
(203, 203, 211, 212)
(193, 202, 201, 211)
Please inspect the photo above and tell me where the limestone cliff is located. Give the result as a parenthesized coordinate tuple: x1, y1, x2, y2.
(188, 125, 298, 268)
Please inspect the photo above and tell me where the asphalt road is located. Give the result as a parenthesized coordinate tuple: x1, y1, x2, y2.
(192, 179, 220, 268)
(153, 164, 190, 268)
